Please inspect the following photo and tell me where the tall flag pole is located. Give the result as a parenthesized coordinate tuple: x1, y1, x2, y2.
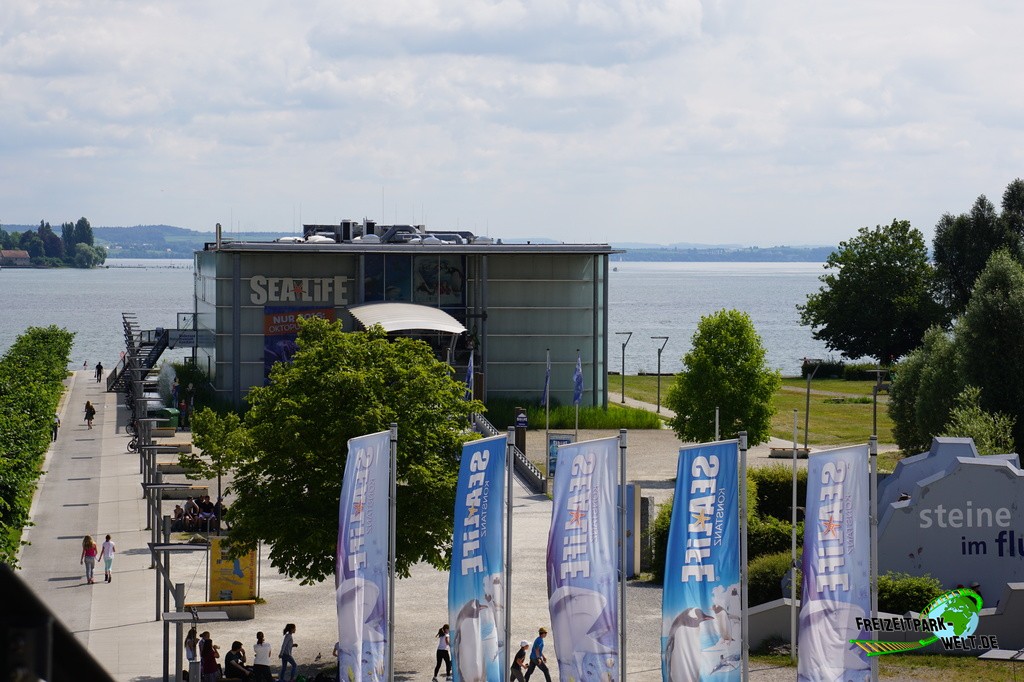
(389, 424, 397, 682)
(618, 429, 628, 681)
(798, 444, 871, 682)
(547, 436, 620, 681)
(869, 435, 879, 682)
(335, 429, 392, 682)
(572, 350, 583, 438)
(661, 438, 742, 682)
(506, 428, 515, 677)
(542, 349, 551, 452)
(449, 433, 508, 682)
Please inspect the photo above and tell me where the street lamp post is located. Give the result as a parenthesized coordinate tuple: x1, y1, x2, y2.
(652, 336, 669, 413)
(803, 357, 824, 451)
(615, 332, 632, 403)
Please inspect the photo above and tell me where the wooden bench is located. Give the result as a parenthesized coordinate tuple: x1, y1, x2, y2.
(183, 599, 256, 620)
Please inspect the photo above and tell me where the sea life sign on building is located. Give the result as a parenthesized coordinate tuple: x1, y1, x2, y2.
(878, 438, 1024, 592)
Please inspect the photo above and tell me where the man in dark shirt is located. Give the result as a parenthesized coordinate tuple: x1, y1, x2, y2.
(224, 640, 251, 679)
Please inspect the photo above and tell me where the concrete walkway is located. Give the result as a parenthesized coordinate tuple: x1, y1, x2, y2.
(17, 372, 915, 681)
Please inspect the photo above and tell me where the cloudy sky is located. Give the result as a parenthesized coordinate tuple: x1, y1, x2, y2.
(2, 1, 1022, 245)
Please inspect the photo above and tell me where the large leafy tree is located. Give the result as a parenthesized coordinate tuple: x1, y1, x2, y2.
(225, 318, 480, 583)
(887, 326, 963, 453)
(666, 309, 780, 446)
(957, 250, 1024, 451)
(933, 194, 1021, 315)
(798, 219, 945, 363)
(37, 221, 63, 260)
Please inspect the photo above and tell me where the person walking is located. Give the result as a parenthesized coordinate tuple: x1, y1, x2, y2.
(185, 628, 199, 666)
(80, 535, 98, 584)
(279, 623, 298, 681)
(432, 623, 451, 680)
(95, 361, 103, 383)
(84, 401, 96, 429)
(523, 627, 551, 682)
(251, 631, 273, 682)
(510, 640, 529, 682)
(52, 413, 60, 442)
(100, 534, 116, 583)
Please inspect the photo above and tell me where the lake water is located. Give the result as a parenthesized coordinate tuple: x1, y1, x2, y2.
(0, 259, 831, 376)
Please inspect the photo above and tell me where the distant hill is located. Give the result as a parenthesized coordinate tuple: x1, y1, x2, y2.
(3, 224, 836, 260)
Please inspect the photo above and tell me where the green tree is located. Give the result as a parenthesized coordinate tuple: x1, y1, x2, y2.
(72, 243, 105, 268)
(940, 386, 1015, 455)
(19, 231, 44, 259)
(799, 220, 945, 363)
(666, 309, 780, 445)
(887, 327, 964, 453)
(179, 408, 246, 504)
(37, 221, 64, 260)
(225, 319, 480, 583)
(61, 221, 77, 259)
(957, 250, 1024, 451)
(933, 195, 1021, 315)
(1000, 178, 1024, 238)
(73, 217, 94, 247)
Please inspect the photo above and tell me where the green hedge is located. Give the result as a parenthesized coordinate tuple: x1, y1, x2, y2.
(843, 363, 889, 382)
(0, 326, 74, 564)
(878, 572, 944, 615)
(749, 550, 802, 606)
(483, 397, 662, 430)
(748, 514, 802, 561)
(749, 464, 808, 522)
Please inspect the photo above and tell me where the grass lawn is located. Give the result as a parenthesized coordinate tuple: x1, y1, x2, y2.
(610, 374, 896, 447)
(751, 653, 1019, 681)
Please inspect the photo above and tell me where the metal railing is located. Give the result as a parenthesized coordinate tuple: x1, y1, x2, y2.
(471, 413, 546, 494)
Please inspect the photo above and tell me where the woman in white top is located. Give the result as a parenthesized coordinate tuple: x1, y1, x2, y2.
(100, 534, 116, 583)
(433, 623, 451, 680)
(251, 631, 273, 682)
(184, 628, 199, 664)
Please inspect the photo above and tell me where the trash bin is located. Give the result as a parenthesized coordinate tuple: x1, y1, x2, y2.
(156, 407, 179, 429)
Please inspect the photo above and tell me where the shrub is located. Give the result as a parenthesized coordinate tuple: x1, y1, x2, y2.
(749, 464, 807, 522)
(749, 550, 801, 606)
(802, 358, 844, 379)
(483, 397, 661, 431)
(748, 514, 802, 561)
(843, 362, 888, 382)
(941, 385, 1016, 455)
(878, 572, 944, 615)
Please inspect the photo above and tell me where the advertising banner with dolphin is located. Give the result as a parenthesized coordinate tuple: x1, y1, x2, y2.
(798, 445, 871, 682)
(448, 434, 508, 682)
(336, 430, 391, 682)
(661, 441, 741, 682)
(547, 436, 620, 681)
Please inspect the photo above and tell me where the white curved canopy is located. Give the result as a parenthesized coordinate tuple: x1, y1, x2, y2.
(347, 302, 466, 335)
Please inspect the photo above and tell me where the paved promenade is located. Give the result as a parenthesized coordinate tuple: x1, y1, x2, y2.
(18, 371, 905, 681)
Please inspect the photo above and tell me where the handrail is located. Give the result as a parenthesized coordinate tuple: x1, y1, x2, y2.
(471, 413, 546, 494)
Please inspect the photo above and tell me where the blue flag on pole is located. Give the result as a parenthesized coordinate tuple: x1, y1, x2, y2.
(661, 441, 741, 682)
(798, 445, 871, 682)
(336, 430, 391, 682)
(465, 353, 474, 401)
(541, 351, 551, 407)
(449, 434, 507, 682)
(547, 436, 620, 681)
(572, 352, 583, 406)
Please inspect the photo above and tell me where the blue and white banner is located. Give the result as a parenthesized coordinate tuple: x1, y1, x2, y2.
(547, 436, 619, 681)
(661, 441, 741, 682)
(798, 445, 871, 682)
(336, 430, 391, 682)
(572, 352, 584, 405)
(449, 434, 508, 682)
(541, 350, 551, 407)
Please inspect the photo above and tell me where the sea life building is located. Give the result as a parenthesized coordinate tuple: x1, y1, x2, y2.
(193, 220, 615, 408)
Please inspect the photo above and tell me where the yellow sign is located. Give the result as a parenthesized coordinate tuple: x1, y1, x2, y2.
(208, 537, 257, 601)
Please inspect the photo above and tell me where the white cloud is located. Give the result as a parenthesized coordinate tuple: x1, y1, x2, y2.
(1, 0, 1022, 244)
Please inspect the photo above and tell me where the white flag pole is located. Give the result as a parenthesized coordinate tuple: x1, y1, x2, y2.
(739, 431, 749, 681)
(791, 410, 799, 663)
(870, 435, 879, 682)
(388, 423, 398, 682)
(618, 429, 628, 681)
(506, 427, 515, 676)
